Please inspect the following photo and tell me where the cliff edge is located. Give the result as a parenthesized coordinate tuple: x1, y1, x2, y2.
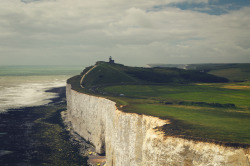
(65, 84, 250, 166)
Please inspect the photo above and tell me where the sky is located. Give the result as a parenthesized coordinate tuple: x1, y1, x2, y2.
(0, 0, 250, 66)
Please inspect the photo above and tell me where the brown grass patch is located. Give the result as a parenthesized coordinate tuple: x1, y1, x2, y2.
(222, 85, 250, 90)
(166, 104, 215, 110)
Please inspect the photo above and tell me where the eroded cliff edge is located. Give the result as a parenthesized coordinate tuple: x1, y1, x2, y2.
(65, 84, 250, 166)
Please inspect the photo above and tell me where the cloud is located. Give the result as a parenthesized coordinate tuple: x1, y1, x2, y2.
(0, 0, 249, 66)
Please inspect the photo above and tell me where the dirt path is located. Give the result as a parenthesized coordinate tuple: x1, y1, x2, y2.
(80, 65, 97, 88)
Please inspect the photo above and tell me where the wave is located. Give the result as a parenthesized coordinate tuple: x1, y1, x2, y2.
(0, 75, 68, 113)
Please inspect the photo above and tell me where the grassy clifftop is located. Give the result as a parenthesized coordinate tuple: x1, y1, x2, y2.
(79, 62, 228, 88)
(67, 62, 250, 147)
(150, 63, 250, 82)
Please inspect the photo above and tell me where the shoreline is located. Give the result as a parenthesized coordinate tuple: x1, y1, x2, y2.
(0, 86, 88, 165)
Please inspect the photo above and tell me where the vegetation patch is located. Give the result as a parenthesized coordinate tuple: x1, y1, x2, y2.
(176, 101, 236, 108)
(222, 85, 250, 90)
(32, 105, 88, 166)
(184, 63, 250, 82)
(0, 103, 88, 165)
(67, 62, 250, 147)
(78, 62, 228, 88)
(99, 84, 250, 146)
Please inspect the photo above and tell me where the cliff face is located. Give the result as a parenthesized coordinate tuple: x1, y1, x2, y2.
(66, 84, 250, 166)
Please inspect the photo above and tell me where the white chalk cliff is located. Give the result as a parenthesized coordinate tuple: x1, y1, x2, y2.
(66, 84, 250, 166)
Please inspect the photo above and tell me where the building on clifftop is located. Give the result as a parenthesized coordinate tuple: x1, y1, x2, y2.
(109, 56, 115, 64)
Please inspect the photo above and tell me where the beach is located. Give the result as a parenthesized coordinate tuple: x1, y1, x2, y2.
(0, 86, 88, 165)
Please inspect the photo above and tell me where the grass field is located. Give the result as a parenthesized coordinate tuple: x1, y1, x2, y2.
(103, 84, 250, 106)
(209, 68, 250, 81)
(150, 63, 250, 81)
(100, 83, 250, 146)
(186, 63, 250, 81)
(79, 62, 228, 87)
(67, 62, 250, 147)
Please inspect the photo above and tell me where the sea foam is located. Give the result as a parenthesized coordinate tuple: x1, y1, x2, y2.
(0, 75, 68, 113)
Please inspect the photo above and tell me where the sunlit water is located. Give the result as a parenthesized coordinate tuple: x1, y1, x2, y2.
(0, 66, 83, 113)
(0, 66, 83, 163)
(0, 75, 68, 113)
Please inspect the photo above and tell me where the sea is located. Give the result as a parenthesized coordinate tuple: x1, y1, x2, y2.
(0, 65, 87, 165)
(0, 65, 83, 113)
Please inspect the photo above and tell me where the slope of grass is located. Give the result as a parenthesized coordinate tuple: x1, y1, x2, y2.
(79, 62, 228, 88)
(150, 63, 250, 82)
(67, 62, 249, 146)
(184, 63, 250, 81)
(81, 62, 138, 87)
(209, 68, 250, 81)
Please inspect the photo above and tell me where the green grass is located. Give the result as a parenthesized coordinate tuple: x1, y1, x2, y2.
(68, 62, 250, 146)
(100, 83, 250, 146)
(126, 104, 250, 145)
(209, 68, 250, 81)
(82, 63, 137, 87)
(103, 84, 250, 107)
(79, 62, 228, 88)
(183, 63, 250, 81)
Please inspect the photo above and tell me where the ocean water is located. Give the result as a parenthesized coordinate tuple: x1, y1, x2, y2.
(0, 65, 88, 164)
(0, 66, 83, 113)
